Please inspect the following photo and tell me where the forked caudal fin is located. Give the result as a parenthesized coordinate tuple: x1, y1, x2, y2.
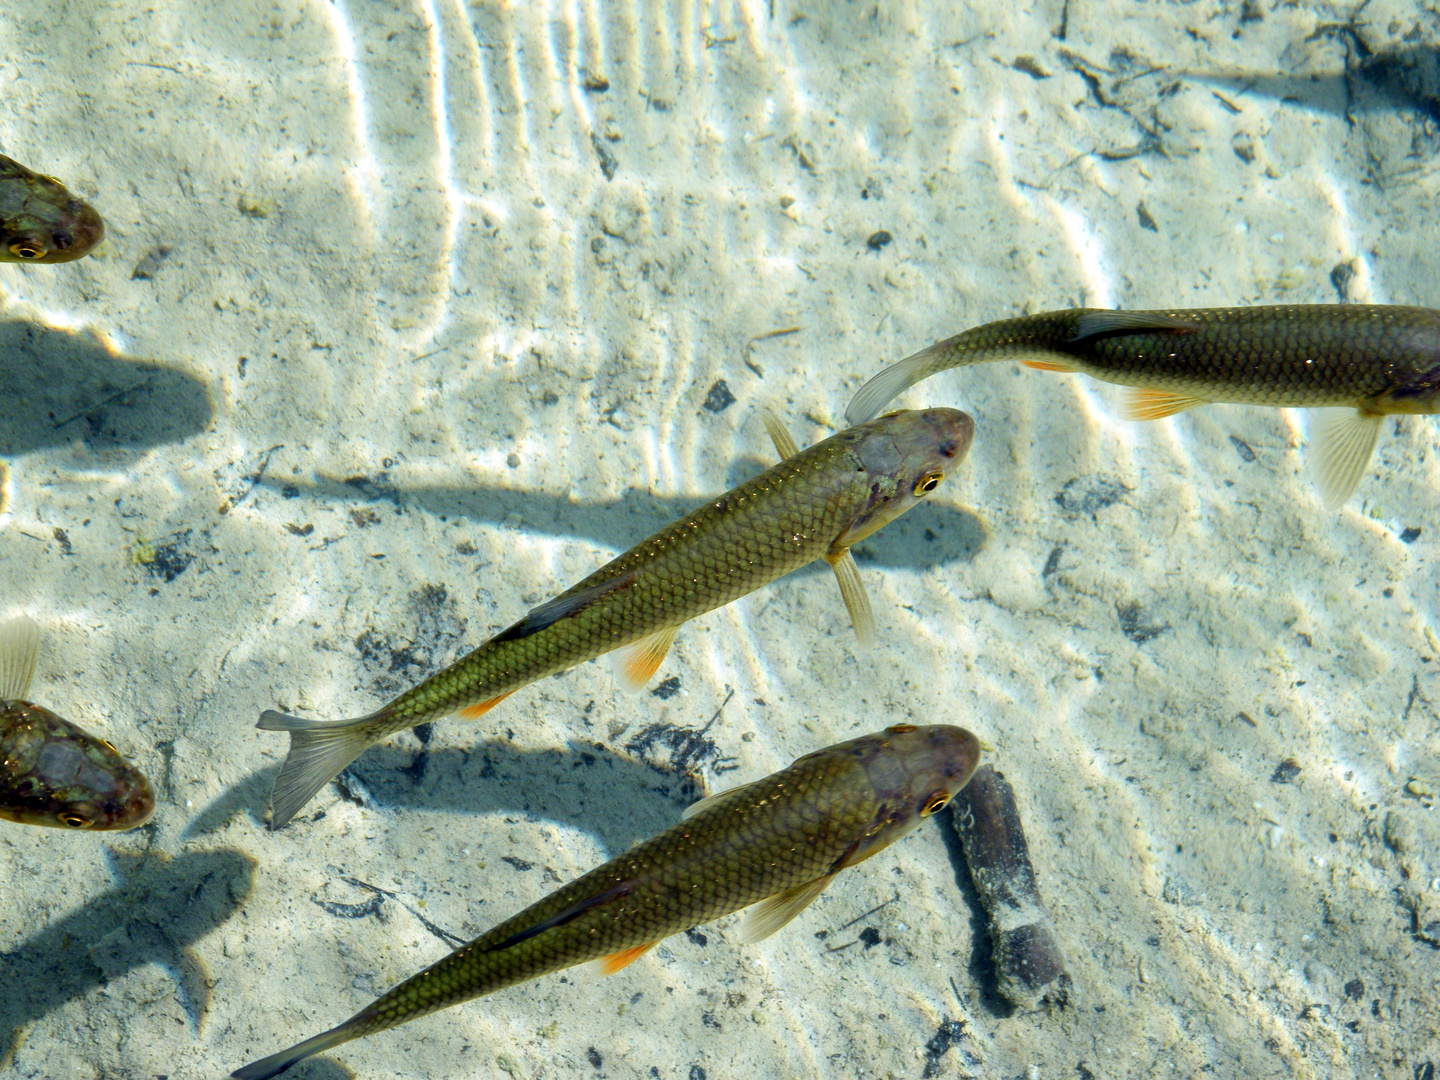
(259, 710, 378, 831)
(231, 1022, 356, 1080)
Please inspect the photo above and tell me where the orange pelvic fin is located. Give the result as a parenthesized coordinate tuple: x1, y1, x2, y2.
(1021, 358, 1078, 372)
(456, 689, 516, 720)
(594, 941, 657, 975)
(1122, 387, 1209, 421)
(611, 625, 680, 692)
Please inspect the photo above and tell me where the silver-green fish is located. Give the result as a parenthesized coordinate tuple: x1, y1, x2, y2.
(846, 305, 1440, 506)
(260, 408, 975, 829)
(232, 723, 982, 1080)
(0, 617, 154, 831)
(0, 154, 105, 263)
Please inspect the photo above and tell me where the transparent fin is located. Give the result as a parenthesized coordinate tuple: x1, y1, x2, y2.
(824, 549, 875, 649)
(259, 710, 377, 831)
(845, 346, 940, 426)
(593, 941, 657, 976)
(1121, 387, 1209, 421)
(1309, 408, 1382, 509)
(761, 409, 801, 460)
(610, 625, 679, 692)
(230, 1022, 357, 1080)
(456, 688, 516, 720)
(0, 616, 39, 700)
(682, 778, 763, 820)
(738, 873, 837, 944)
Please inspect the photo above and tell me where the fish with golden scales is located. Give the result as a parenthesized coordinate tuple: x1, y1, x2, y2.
(0, 617, 154, 830)
(231, 723, 982, 1080)
(259, 407, 975, 830)
(845, 305, 1440, 507)
(0, 154, 105, 263)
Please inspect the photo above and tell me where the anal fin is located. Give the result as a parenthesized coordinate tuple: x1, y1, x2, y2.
(824, 549, 874, 648)
(611, 626, 679, 692)
(739, 873, 837, 944)
(594, 941, 657, 975)
(1309, 408, 1382, 508)
(1122, 386, 1209, 421)
(457, 689, 516, 720)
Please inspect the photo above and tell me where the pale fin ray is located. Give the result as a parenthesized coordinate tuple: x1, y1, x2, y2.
(1122, 387, 1209, 421)
(738, 873, 837, 944)
(610, 625, 679, 692)
(845, 347, 941, 426)
(593, 941, 657, 976)
(761, 409, 801, 460)
(0, 616, 39, 700)
(682, 778, 763, 820)
(259, 710, 378, 831)
(1309, 408, 1382, 508)
(824, 549, 875, 649)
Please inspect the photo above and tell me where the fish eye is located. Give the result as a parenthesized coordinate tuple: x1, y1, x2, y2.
(9, 242, 46, 260)
(913, 471, 943, 496)
(919, 790, 950, 817)
(59, 812, 93, 828)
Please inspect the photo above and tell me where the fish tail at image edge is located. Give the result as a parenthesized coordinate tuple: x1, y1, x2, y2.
(231, 1024, 356, 1080)
(258, 710, 376, 830)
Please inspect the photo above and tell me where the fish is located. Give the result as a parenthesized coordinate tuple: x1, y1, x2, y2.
(260, 407, 975, 829)
(0, 617, 154, 830)
(844, 305, 1440, 507)
(231, 723, 982, 1080)
(0, 153, 105, 263)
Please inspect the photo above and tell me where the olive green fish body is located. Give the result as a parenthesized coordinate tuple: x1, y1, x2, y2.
(262, 409, 974, 828)
(232, 724, 982, 1080)
(0, 617, 153, 831)
(0, 154, 105, 263)
(847, 305, 1440, 506)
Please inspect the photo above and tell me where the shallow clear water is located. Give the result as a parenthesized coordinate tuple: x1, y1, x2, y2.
(1, 2, 1437, 1078)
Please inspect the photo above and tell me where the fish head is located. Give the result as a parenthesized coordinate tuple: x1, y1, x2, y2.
(0, 703, 155, 830)
(830, 408, 975, 551)
(822, 723, 982, 870)
(1, 168, 106, 263)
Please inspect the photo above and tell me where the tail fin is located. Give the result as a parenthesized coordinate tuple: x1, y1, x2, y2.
(231, 1022, 355, 1080)
(259, 710, 377, 831)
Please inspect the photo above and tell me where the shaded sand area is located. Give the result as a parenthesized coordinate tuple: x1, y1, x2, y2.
(1, 1, 1437, 1077)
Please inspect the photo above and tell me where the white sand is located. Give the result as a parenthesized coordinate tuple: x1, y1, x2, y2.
(1, 1, 1437, 1077)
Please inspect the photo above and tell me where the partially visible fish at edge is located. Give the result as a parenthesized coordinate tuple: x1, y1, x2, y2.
(231, 723, 983, 1080)
(259, 408, 975, 830)
(0, 154, 105, 263)
(845, 305, 1440, 507)
(0, 617, 154, 831)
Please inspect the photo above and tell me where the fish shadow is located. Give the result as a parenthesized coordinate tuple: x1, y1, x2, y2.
(934, 805, 1012, 1018)
(0, 847, 255, 1057)
(265, 455, 988, 573)
(186, 738, 706, 858)
(0, 318, 212, 456)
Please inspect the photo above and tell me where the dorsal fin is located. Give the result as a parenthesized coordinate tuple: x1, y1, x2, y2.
(493, 570, 638, 643)
(1071, 309, 1200, 343)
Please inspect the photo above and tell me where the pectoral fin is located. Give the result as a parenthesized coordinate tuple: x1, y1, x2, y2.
(738, 873, 837, 944)
(1309, 408, 1382, 508)
(593, 941, 657, 975)
(0, 616, 39, 700)
(1121, 387, 1209, 421)
(824, 549, 875, 649)
(761, 409, 801, 460)
(610, 625, 680, 692)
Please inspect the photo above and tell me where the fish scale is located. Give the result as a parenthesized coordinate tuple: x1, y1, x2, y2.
(232, 723, 983, 1080)
(260, 408, 974, 829)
